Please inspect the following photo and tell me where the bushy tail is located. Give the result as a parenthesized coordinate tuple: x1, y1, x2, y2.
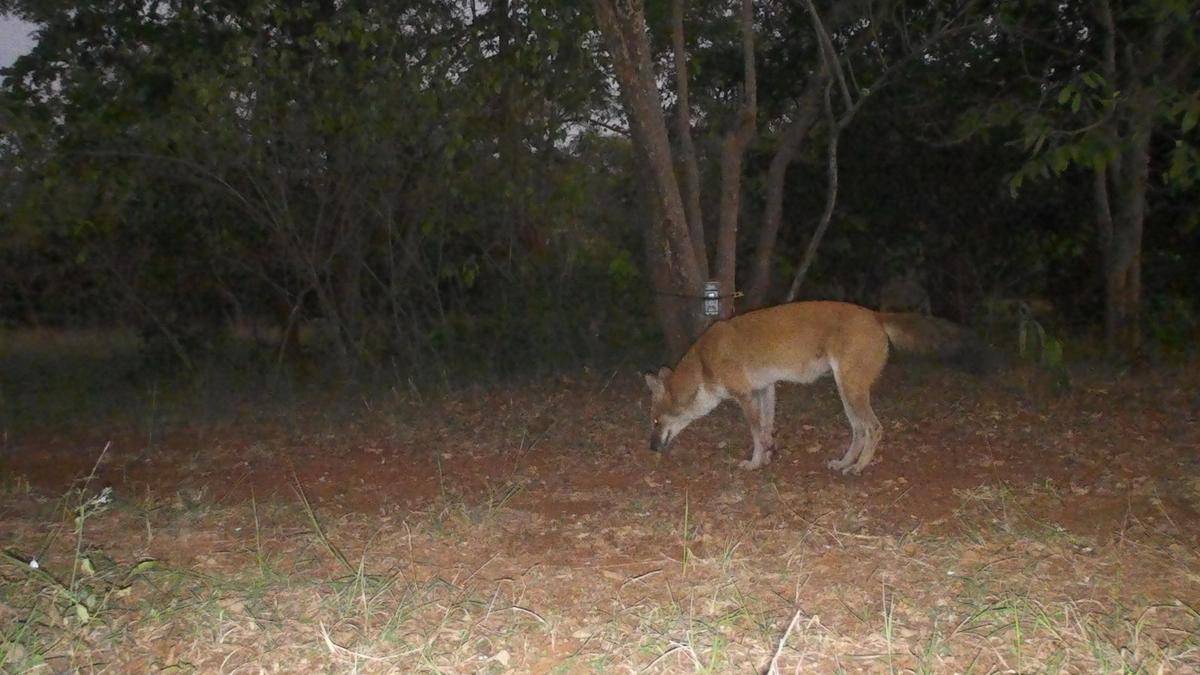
(877, 312, 996, 374)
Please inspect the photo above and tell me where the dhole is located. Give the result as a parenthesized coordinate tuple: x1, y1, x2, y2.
(643, 301, 984, 474)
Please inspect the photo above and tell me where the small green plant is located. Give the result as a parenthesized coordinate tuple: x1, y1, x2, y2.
(680, 490, 694, 577)
(0, 474, 31, 495)
(1147, 294, 1199, 352)
(1, 446, 162, 671)
(882, 583, 897, 675)
(1017, 303, 1071, 393)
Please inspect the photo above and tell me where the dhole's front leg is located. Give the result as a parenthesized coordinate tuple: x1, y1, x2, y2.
(760, 384, 776, 441)
(735, 389, 774, 470)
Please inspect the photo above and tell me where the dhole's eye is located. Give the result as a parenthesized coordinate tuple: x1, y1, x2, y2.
(652, 417, 660, 427)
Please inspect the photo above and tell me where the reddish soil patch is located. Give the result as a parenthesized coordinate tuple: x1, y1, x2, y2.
(5, 361, 1200, 673)
(8, 363, 1199, 546)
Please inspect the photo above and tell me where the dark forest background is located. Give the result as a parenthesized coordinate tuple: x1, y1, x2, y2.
(1, 0, 1197, 386)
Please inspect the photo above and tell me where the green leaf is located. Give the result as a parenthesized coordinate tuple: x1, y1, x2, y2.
(1042, 337, 1063, 368)
(461, 258, 479, 287)
(1008, 172, 1024, 198)
(1050, 147, 1070, 173)
(130, 559, 160, 575)
(1183, 105, 1199, 133)
(607, 249, 638, 285)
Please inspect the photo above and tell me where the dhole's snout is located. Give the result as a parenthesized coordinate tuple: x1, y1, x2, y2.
(649, 429, 673, 453)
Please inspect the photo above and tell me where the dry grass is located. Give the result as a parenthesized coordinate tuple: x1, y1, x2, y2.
(3, 355, 1199, 672)
(3, 460, 1198, 673)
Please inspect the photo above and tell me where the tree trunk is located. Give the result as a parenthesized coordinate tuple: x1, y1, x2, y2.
(1103, 239, 1141, 354)
(745, 73, 826, 309)
(594, 0, 708, 358)
(1095, 120, 1149, 356)
(645, 215, 696, 360)
(626, 135, 697, 361)
(1092, 0, 1155, 357)
(671, 0, 707, 278)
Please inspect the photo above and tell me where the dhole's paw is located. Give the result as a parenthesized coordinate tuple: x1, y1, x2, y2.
(826, 458, 851, 472)
(828, 459, 869, 476)
(739, 450, 772, 470)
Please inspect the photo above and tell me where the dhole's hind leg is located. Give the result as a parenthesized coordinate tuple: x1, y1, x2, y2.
(759, 384, 776, 448)
(735, 390, 774, 470)
(840, 393, 881, 475)
(828, 342, 887, 475)
(827, 427, 862, 472)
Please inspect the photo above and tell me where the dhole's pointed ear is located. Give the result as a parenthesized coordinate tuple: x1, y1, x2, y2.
(643, 367, 672, 393)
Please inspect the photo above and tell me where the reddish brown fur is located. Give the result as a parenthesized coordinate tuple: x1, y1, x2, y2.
(645, 301, 975, 474)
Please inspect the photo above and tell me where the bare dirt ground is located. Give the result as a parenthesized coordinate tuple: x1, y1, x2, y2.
(3, 356, 1199, 673)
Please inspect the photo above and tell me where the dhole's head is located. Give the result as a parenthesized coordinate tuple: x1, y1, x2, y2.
(643, 367, 689, 453)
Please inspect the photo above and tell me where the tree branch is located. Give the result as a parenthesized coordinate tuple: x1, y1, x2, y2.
(800, 0, 852, 112)
(785, 76, 840, 302)
(745, 71, 827, 308)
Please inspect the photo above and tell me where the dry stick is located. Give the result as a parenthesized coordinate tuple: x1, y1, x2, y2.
(318, 621, 420, 662)
(507, 605, 546, 624)
(403, 519, 415, 563)
(456, 551, 500, 588)
(69, 442, 113, 594)
(619, 568, 664, 595)
(795, 616, 827, 675)
(641, 641, 703, 673)
(1118, 492, 1134, 549)
(599, 367, 622, 394)
(771, 483, 885, 544)
(767, 608, 806, 675)
(1150, 486, 1180, 533)
(290, 471, 354, 573)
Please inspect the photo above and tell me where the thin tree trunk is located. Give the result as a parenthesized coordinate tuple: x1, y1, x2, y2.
(105, 257, 195, 371)
(784, 0, 865, 303)
(786, 80, 840, 302)
(1106, 104, 1151, 355)
(1095, 135, 1147, 356)
(779, 0, 967, 304)
(712, 0, 757, 319)
(671, 0, 707, 278)
(276, 287, 309, 374)
(745, 73, 826, 308)
(14, 276, 42, 328)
